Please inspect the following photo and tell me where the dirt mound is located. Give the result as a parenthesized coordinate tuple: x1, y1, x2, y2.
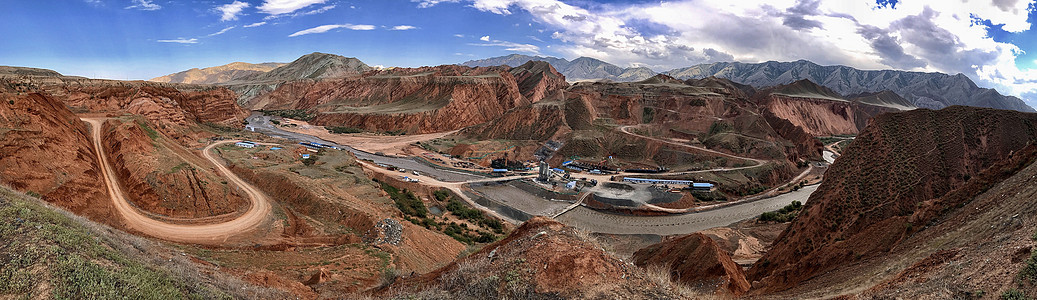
(99, 118, 250, 220)
(388, 216, 679, 299)
(748, 106, 1037, 294)
(632, 233, 750, 296)
(0, 92, 117, 225)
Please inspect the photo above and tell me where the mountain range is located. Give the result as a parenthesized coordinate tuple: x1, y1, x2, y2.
(462, 54, 656, 82)
(665, 60, 1034, 112)
(461, 55, 1035, 112)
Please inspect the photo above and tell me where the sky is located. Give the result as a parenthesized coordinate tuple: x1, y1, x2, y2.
(2, 0, 1037, 106)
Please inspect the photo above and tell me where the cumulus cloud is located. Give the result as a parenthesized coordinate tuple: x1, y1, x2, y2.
(157, 38, 198, 44)
(289, 24, 376, 37)
(216, 1, 250, 21)
(418, 0, 1037, 105)
(258, 0, 328, 15)
(391, 25, 417, 30)
(479, 35, 490, 41)
(125, 0, 160, 11)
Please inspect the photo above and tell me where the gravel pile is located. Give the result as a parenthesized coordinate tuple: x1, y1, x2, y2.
(373, 218, 402, 245)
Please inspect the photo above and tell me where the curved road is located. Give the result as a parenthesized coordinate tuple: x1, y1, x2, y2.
(619, 125, 767, 173)
(556, 184, 818, 235)
(83, 118, 274, 245)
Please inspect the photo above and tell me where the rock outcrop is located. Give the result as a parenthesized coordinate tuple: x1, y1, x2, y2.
(754, 79, 904, 136)
(633, 233, 750, 296)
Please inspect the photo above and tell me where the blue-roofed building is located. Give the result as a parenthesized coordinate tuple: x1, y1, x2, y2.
(492, 168, 510, 173)
(622, 177, 693, 185)
(692, 182, 716, 191)
(235, 141, 257, 148)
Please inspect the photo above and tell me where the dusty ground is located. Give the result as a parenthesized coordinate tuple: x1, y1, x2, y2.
(278, 118, 456, 156)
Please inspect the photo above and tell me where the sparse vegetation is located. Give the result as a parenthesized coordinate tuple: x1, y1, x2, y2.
(0, 189, 238, 299)
(260, 109, 314, 121)
(759, 200, 803, 223)
(1002, 289, 1028, 300)
(707, 121, 732, 137)
(1019, 248, 1037, 284)
(327, 126, 364, 134)
(642, 107, 654, 123)
(136, 120, 160, 140)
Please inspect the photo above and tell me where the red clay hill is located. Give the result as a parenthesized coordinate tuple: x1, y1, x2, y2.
(748, 105, 1037, 294)
(384, 216, 681, 298)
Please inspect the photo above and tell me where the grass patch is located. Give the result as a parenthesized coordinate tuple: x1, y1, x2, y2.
(1002, 289, 1028, 300)
(136, 121, 160, 140)
(0, 189, 219, 299)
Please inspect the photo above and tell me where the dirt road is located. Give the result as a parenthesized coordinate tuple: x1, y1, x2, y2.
(619, 125, 768, 173)
(83, 118, 274, 245)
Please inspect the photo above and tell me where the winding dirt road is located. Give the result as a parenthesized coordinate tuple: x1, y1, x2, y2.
(619, 125, 767, 174)
(83, 118, 274, 245)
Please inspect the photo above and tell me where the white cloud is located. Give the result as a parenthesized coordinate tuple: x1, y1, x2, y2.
(125, 0, 160, 10)
(391, 25, 418, 30)
(157, 38, 198, 44)
(258, 0, 328, 15)
(289, 24, 376, 37)
(207, 26, 235, 37)
(454, 34, 466, 38)
(244, 21, 267, 28)
(470, 39, 539, 53)
(419, 0, 1037, 105)
(216, 1, 250, 21)
(479, 35, 490, 41)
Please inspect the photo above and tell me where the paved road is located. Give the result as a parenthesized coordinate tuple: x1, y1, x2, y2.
(84, 117, 274, 245)
(555, 184, 818, 235)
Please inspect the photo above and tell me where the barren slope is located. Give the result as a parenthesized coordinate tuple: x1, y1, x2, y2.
(748, 106, 1037, 294)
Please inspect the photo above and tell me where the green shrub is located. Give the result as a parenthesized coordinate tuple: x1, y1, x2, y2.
(1001, 289, 1028, 300)
(1020, 249, 1037, 284)
(379, 183, 428, 218)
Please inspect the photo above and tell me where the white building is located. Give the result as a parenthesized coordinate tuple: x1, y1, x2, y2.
(235, 141, 257, 148)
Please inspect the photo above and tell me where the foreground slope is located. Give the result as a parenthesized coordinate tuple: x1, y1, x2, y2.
(748, 106, 1037, 294)
(0, 186, 286, 298)
(386, 216, 683, 299)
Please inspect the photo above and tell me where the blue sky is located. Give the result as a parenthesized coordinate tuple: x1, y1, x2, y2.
(2, 0, 1037, 106)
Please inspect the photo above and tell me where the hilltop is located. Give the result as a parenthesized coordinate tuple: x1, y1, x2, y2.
(149, 62, 284, 84)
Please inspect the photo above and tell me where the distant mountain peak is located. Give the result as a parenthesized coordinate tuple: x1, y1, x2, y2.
(149, 62, 284, 84)
(462, 54, 658, 82)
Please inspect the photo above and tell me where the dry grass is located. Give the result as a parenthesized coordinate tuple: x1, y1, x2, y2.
(0, 185, 289, 299)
